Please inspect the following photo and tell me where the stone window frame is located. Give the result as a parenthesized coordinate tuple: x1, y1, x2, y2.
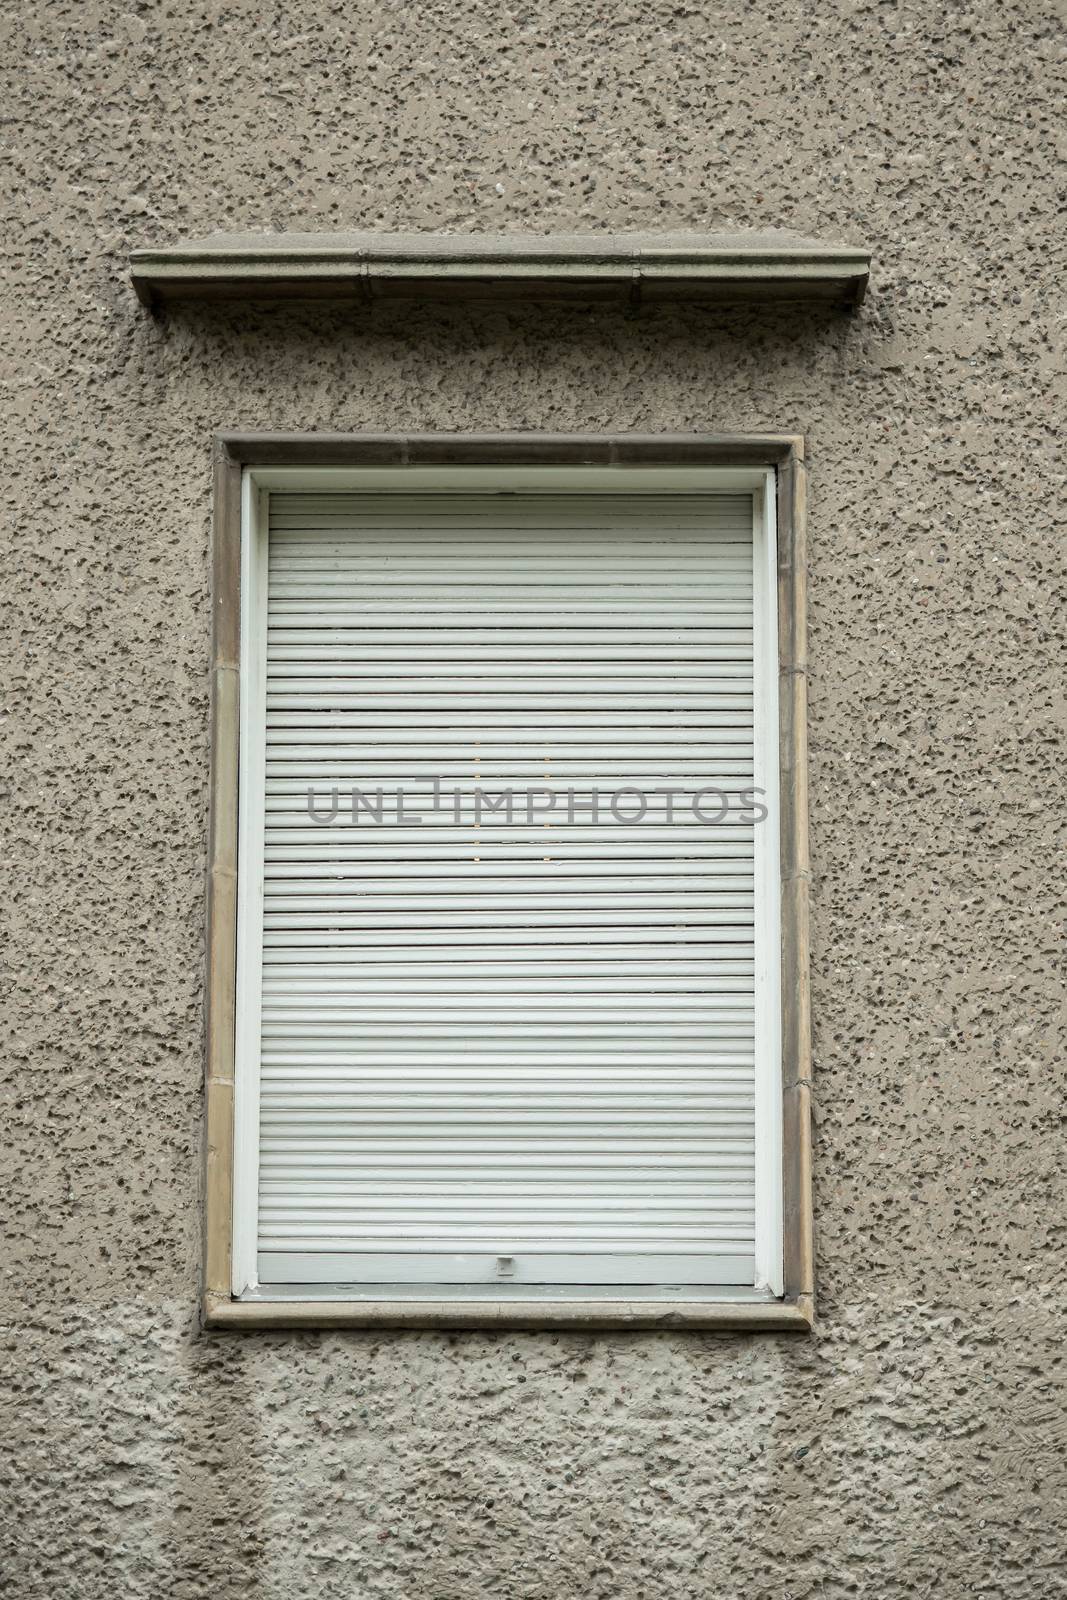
(203, 433, 812, 1332)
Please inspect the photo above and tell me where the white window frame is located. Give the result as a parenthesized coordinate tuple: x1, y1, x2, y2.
(230, 464, 783, 1304)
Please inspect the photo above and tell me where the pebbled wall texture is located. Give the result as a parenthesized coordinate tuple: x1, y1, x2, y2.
(1, 2, 1065, 1596)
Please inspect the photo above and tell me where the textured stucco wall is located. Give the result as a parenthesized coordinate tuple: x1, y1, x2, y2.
(2, 1, 1065, 1595)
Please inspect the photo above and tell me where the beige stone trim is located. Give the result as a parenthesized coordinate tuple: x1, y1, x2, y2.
(202, 447, 242, 1303)
(201, 434, 813, 1332)
(204, 1293, 814, 1333)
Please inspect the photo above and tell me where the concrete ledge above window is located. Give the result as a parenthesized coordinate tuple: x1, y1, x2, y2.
(130, 230, 870, 311)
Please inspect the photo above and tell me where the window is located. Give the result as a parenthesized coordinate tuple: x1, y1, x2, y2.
(204, 436, 812, 1330)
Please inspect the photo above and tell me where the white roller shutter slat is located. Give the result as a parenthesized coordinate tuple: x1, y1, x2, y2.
(250, 489, 762, 1288)
(272, 718, 754, 736)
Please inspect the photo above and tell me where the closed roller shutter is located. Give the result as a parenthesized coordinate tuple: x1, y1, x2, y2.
(254, 490, 759, 1287)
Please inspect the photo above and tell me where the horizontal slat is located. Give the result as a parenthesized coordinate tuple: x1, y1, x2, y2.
(268, 604, 755, 622)
(267, 514, 753, 526)
(269, 577, 753, 594)
(268, 550, 753, 569)
(268, 517, 753, 535)
(267, 750, 752, 770)
(266, 631, 753, 653)
(260, 1168, 753, 1186)
(263, 953, 753, 977)
(263, 876, 753, 898)
(267, 521, 752, 534)
(262, 1032, 756, 1049)
(260, 1171, 751, 1189)
(268, 490, 752, 504)
(261, 1175, 752, 1192)
(257, 1252, 756, 1286)
(261, 856, 753, 877)
(261, 1051, 756, 1067)
(268, 523, 751, 536)
(268, 791, 756, 812)
(261, 1134, 754, 1153)
(267, 694, 751, 713)
(260, 1070, 754, 1087)
(262, 928, 753, 953)
(262, 992, 755, 1017)
(262, 849, 755, 869)
(266, 710, 753, 728)
(270, 532, 751, 550)
(258, 1227, 753, 1246)
(260, 1130, 750, 1155)
(260, 1213, 753, 1232)
(262, 914, 755, 933)
(264, 661, 754, 680)
(268, 529, 753, 539)
(264, 825, 755, 843)
(267, 808, 756, 829)
(269, 621, 753, 635)
(267, 770, 754, 788)
(269, 520, 752, 532)
(271, 807, 757, 830)
(262, 844, 755, 870)
(263, 977, 751, 994)
(269, 523, 751, 539)
(291, 817, 751, 838)
(262, 1099, 753, 1122)
(260, 851, 758, 864)
(261, 1020, 755, 1037)
(263, 935, 751, 959)
(261, 1089, 751, 1110)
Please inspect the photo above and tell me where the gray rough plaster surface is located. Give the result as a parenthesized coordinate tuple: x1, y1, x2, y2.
(1, 1, 1065, 1596)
